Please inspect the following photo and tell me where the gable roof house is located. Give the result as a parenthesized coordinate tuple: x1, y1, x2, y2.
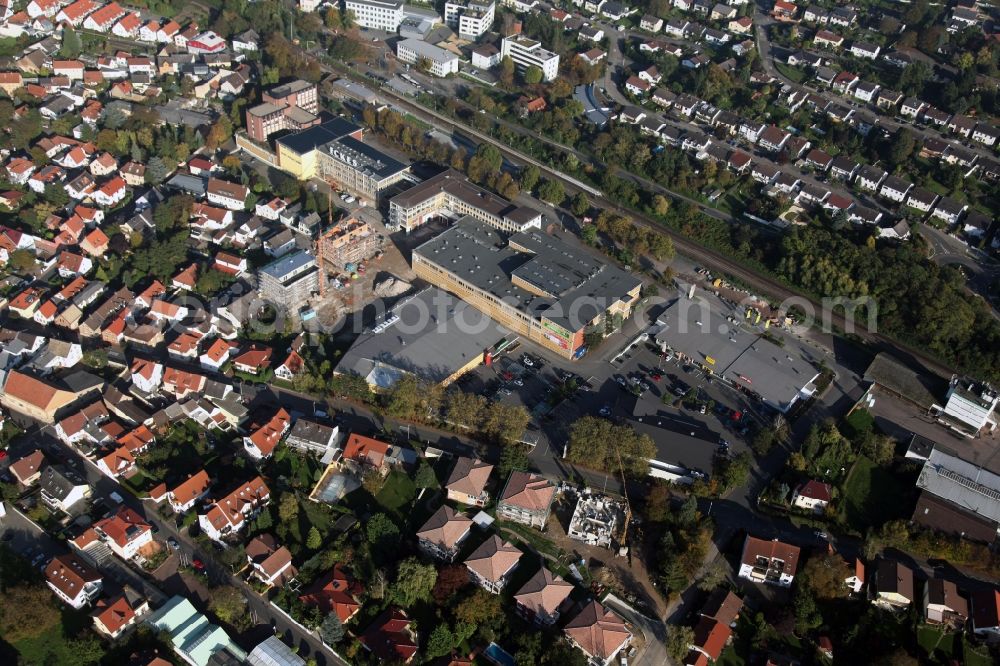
(564, 600, 632, 666)
(10, 449, 46, 486)
(445, 457, 494, 507)
(359, 609, 418, 663)
(242, 408, 291, 459)
(167, 470, 212, 513)
(873, 559, 915, 610)
(92, 592, 149, 638)
(1, 369, 81, 423)
(198, 476, 271, 542)
(738, 536, 800, 587)
(40, 464, 91, 512)
(92, 506, 153, 560)
(416, 504, 474, 562)
(924, 579, 968, 628)
(246, 534, 297, 588)
(45, 553, 102, 609)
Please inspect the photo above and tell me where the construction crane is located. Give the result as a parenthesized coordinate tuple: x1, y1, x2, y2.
(612, 441, 633, 558)
(315, 189, 335, 299)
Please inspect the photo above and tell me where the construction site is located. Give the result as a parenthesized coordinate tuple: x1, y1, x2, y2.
(567, 489, 629, 551)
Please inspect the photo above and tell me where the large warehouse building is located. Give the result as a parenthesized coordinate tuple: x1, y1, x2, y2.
(412, 218, 642, 360)
(653, 293, 820, 413)
(336, 287, 511, 389)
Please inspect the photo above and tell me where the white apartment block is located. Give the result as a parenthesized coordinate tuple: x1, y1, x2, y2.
(501, 35, 560, 81)
(345, 0, 404, 31)
(396, 39, 459, 77)
(445, 0, 495, 39)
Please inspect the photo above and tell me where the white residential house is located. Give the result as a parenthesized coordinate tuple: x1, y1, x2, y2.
(790, 480, 832, 513)
(45, 554, 102, 609)
(737, 536, 800, 587)
(879, 175, 913, 203)
(850, 42, 880, 59)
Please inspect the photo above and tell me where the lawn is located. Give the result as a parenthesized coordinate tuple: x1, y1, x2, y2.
(374, 470, 417, 517)
(775, 62, 806, 83)
(962, 639, 994, 666)
(917, 625, 956, 660)
(839, 456, 914, 532)
(715, 645, 746, 666)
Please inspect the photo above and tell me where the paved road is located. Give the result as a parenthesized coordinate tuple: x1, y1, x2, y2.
(920, 224, 1000, 316)
(2, 424, 349, 666)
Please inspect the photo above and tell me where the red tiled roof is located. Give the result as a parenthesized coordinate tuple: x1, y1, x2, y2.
(170, 470, 211, 507)
(343, 433, 390, 468)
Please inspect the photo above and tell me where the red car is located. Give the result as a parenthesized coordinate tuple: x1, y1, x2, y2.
(650, 372, 662, 382)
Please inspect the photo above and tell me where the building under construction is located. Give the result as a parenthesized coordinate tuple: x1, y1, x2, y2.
(567, 490, 627, 550)
(318, 214, 381, 272)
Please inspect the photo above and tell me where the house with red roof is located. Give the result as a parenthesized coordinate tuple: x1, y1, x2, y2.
(118, 424, 155, 455)
(130, 358, 163, 393)
(33, 299, 58, 325)
(200, 338, 236, 371)
(299, 564, 365, 623)
(198, 476, 270, 542)
(167, 470, 211, 513)
(113, 11, 141, 38)
(27, 0, 60, 18)
(80, 228, 109, 257)
(82, 1, 125, 31)
(94, 506, 153, 559)
(243, 408, 291, 459)
(274, 350, 304, 381)
(97, 445, 136, 478)
(6, 156, 36, 184)
(53, 59, 85, 80)
(213, 251, 246, 276)
(342, 433, 391, 472)
(45, 553, 102, 609)
(360, 609, 418, 663)
(791, 480, 832, 513)
(57, 251, 93, 278)
(93, 176, 127, 207)
(232, 344, 273, 375)
(161, 366, 206, 398)
(92, 593, 148, 638)
(56, 0, 98, 26)
(771, 0, 797, 20)
(171, 263, 198, 291)
(246, 534, 297, 587)
(138, 20, 159, 42)
(10, 449, 46, 486)
(9, 286, 46, 318)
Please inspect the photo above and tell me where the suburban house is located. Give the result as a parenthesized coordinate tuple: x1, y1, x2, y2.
(564, 600, 632, 666)
(445, 457, 494, 507)
(342, 433, 391, 473)
(40, 464, 91, 512)
(246, 534, 297, 587)
(464, 535, 522, 594)
(497, 471, 557, 530)
(417, 505, 473, 562)
(873, 559, 915, 610)
(284, 418, 339, 455)
(791, 480, 832, 513)
(96, 446, 136, 478)
(924, 579, 969, 628)
(198, 476, 271, 542)
(92, 506, 154, 560)
(298, 564, 365, 623)
(514, 567, 573, 626)
(232, 345, 273, 375)
(206, 177, 249, 210)
(359, 608, 418, 663)
(242, 408, 291, 459)
(737, 536, 800, 587)
(10, 449, 46, 486)
(92, 592, 149, 639)
(45, 553, 103, 609)
(167, 470, 212, 513)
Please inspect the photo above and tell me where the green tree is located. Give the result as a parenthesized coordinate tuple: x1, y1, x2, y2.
(801, 553, 850, 599)
(208, 586, 248, 628)
(306, 526, 322, 550)
(537, 178, 565, 205)
(520, 165, 541, 192)
(414, 460, 438, 489)
(499, 56, 515, 87)
(366, 513, 400, 551)
(60, 26, 82, 59)
(523, 65, 544, 84)
(571, 192, 590, 217)
(278, 492, 300, 524)
(319, 612, 344, 644)
(425, 623, 456, 658)
(385, 374, 422, 418)
(498, 443, 529, 477)
(651, 194, 671, 216)
(793, 587, 823, 635)
(666, 625, 695, 662)
(7, 249, 36, 273)
(392, 557, 437, 607)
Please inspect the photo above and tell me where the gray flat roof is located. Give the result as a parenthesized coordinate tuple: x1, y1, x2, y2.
(336, 287, 510, 387)
(917, 447, 1000, 524)
(326, 135, 408, 180)
(398, 38, 458, 65)
(654, 293, 819, 412)
(629, 394, 719, 475)
(414, 218, 640, 333)
(259, 250, 316, 280)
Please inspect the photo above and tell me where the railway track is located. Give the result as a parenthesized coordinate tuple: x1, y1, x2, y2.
(315, 55, 959, 380)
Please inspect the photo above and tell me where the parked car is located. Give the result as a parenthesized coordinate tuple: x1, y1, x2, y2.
(167, 538, 180, 551)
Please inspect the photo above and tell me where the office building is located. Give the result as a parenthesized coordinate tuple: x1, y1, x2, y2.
(396, 38, 460, 77)
(345, 0, 404, 31)
(412, 218, 641, 359)
(388, 168, 542, 233)
(501, 35, 560, 81)
(257, 250, 320, 312)
(318, 135, 410, 199)
(444, 0, 495, 39)
(246, 80, 320, 142)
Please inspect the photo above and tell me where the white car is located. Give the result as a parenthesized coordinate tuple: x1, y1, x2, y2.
(345, 196, 356, 204)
